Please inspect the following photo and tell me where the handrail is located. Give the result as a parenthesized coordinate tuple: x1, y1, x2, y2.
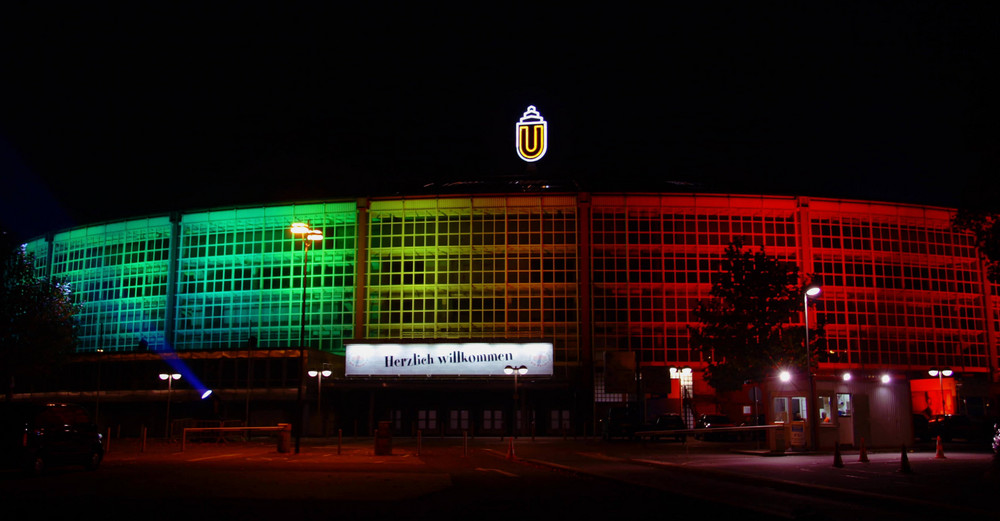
(181, 425, 288, 451)
(635, 424, 781, 438)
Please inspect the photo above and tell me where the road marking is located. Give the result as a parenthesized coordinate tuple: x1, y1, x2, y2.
(476, 468, 520, 478)
(187, 453, 243, 461)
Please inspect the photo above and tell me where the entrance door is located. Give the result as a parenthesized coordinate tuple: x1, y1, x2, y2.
(853, 394, 871, 448)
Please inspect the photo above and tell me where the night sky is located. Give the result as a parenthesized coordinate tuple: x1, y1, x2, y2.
(1, 3, 997, 241)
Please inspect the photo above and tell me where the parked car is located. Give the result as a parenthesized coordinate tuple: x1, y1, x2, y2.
(926, 414, 991, 443)
(601, 406, 641, 440)
(739, 414, 767, 441)
(0, 402, 104, 475)
(992, 421, 1000, 457)
(694, 414, 736, 441)
(913, 414, 931, 442)
(636, 413, 687, 442)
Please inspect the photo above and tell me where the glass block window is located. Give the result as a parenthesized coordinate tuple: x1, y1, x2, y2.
(174, 203, 356, 353)
(590, 195, 799, 365)
(366, 197, 580, 364)
(810, 209, 987, 369)
(48, 218, 173, 352)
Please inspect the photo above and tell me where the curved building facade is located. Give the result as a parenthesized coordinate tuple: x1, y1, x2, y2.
(22, 192, 1000, 445)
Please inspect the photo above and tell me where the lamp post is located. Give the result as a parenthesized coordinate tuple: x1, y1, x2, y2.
(308, 367, 333, 436)
(804, 285, 821, 451)
(504, 365, 527, 437)
(159, 373, 181, 438)
(291, 222, 323, 454)
(928, 367, 953, 416)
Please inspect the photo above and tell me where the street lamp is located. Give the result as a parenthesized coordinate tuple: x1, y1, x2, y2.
(159, 373, 181, 438)
(504, 365, 527, 437)
(804, 285, 821, 451)
(928, 367, 953, 416)
(291, 222, 323, 454)
(308, 367, 333, 436)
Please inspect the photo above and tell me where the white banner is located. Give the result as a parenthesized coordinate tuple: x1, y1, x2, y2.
(344, 341, 554, 377)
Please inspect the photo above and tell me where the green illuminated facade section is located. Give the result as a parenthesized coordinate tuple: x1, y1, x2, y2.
(40, 218, 173, 352)
(32, 204, 357, 355)
(175, 204, 357, 353)
(365, 197, 580, 364)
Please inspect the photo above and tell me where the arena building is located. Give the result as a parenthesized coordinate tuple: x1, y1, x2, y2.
(19, 187, 999, 449)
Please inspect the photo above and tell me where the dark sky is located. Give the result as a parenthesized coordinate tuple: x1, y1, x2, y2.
(1, 2, 997, 241)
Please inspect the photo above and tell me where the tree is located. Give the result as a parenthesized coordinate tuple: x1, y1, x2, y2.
(952, 209, 1000, 284)
(0, 230, 79, 401)
(689, 239, 823, 392)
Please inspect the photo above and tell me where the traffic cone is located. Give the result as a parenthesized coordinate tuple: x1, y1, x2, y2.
(506, 437, 516, 460)
(833, 444, 844, 468)
(899, 445, 913, 474)
(858, 437, 869, 463)
(935, 435, 946, 459)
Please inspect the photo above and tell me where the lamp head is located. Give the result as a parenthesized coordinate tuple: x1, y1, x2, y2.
(805, 286, 821, 297)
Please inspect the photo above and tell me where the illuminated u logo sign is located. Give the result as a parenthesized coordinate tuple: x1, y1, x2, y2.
(516, 105, 547, 162)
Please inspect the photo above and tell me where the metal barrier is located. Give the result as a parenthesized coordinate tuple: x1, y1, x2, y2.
(181, 424, 291, 452)
(635, 424, 780, 441)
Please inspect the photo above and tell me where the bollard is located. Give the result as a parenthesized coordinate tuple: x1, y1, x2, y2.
(463, 431, 469, 457)
(374, 421, 392, 455)
(858, 437, 869, 463)
(337, 429, 342, 455)
(417, 430, 422, 456)
(899, 445, 913, 474)
(833, 444, 844, 468)
(506, 437, 516, 460)
(276, 423, 292, 453)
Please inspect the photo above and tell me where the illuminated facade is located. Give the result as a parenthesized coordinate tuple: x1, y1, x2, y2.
(22, 192, 1000, 443)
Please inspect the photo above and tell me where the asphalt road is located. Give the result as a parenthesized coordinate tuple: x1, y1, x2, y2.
(1, 436, 995, 521)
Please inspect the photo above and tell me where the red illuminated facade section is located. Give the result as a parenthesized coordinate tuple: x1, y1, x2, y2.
(585, 194, 997, 381)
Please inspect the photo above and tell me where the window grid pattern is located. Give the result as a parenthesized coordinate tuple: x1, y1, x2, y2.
(23, 194, 996, 375)
(46, 219, 173, 352)
(365, 198, 579, 363)
(174, 204, 356, 353)
(810, 213, 987, 369)
(591, 198, 800, 365)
